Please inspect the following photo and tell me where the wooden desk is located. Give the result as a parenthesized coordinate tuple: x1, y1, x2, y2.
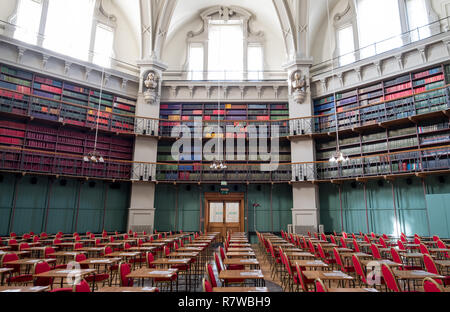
(128, 247, 156, 253)
(0, 251, 31, 258)
(223, 258, 260, 269)
(213, 287, 268, 292)
(126, 268, 178, 292)
(33, 269, 96, 291)
(0, 286, 49, 292)
(302, 270, 354, 288)
(291, 260, 329, 270)
(226, 248, 253, 252)
(284, 252, 315, 259)
(393, 269, 445, 291)
(98, 286, 158, 292)
(219, 270, 265, 287)
(226, 252, 255, 258)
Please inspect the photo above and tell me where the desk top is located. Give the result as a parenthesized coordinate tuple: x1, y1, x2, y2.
(213, 287, 268, 292)
(219, 270, 264, 280)
(126, 268, 178, 279)
(98, 287, 158, 292)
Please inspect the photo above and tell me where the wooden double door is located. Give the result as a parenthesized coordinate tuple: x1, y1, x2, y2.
(204, 193, 244, 242)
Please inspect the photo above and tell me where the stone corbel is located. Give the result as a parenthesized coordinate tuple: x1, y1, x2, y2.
(373, 61, 382, 76)
(443, 39, 450, 56)
(418, 46, 427, 63)
(64, 61, 72, 75)
(336, 73, 344, 87)
(354, 67, 362, 82)
(171, 86, 178, 98)
(273, 86, 279, 99)
(121, 78, 128, 90)
(17, 47, 26, 64)
(320, 78, 327, 93)
(222, 86, 228, 99)
(205, 86, 211, 99)
(188, 86, 194, 98)
(395, 54, 404, 70)
(42, 54, 50, 70)
(104, 73, 110, 86)
(256, 86, 262, 99)
(84, 67, 92, 81)
(239, 86, 245, 100)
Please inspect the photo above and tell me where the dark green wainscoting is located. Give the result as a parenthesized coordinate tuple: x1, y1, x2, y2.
(319, 175, 450, 236)
(154, 184, 293, 234)
(0, 173, 130, 235)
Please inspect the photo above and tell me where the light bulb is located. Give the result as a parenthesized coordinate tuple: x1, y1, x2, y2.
(99, 156, 104, 163)
(91, 155, 97, 162)
(83, 156, 89, 162)
(329, 156, 336, 163)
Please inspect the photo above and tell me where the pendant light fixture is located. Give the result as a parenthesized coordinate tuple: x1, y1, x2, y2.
(210, 79, 227, 170)
(84, 68, 105, 163)
(326, 0, 349, 164)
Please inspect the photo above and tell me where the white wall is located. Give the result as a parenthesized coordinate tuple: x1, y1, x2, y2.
(0, 0, 17, 22)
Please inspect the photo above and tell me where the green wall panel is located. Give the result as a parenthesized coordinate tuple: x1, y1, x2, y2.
(426, 194, 450, 237)
(0, 173, 129, 235)
(320, 175, 450, 237)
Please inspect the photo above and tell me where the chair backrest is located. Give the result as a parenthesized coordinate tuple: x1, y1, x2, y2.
(379, 237, 387, 248)
(73, 279, 91, 292)
(307, 239, 315, 254)
(138, 239, 143, 247)
(340, 237, 347, 248)
(295, 264, 309, 292)
(382, 234, 389, 240)
(432, 235, 440, 242)
(381, 263, 400, 292)
(1, 253, 20, 273)
(33, 236, 39, 243)
(333, 248, 344, 269)
(214, 252, 223, 273)
(414, 237, 421, 245)
(10, 232, 16, 238)
(44, 246, 55, 258)
(419, 243, 429, 255)
(119, 262, 133, 287)
(53, 238, 62, 244)
(436, 240, 447, 249)
(423, 277, 444, 292)
(74, 243, 83, 250)
(124, 242, 131, 250)
(352, 255, 367, 285)
(74, 236, 81, 242)
(352, 233, 357, 240)
(353, 239, 360, 252)
(207, 263, 218, 288)
(19, 242, 30, 251)
(124, 234, 129, 240)
(329, 235, 336, 245)
(104, 246, 112, 255)
(219, 247, 226, 261)
(109, 236, 115, 242)
(75, 253, 87, 264)
(390, 248, 403, 265)
(397, 240, 406, 251)
(342, 232, 348, 239)
(370, 244, 382, 260)
(202, 278, 213, 292)
(315, 279, 328, 292)
(364, 234, 371, 244)
(320, 233, 327, 242)
(317, 243, 326, 259)
(8, 239, 17, 246)
(146, 252, 155, 268)
(423, 254, 440, 278)
(371, 232, 376, 239)
(163, 246, 170, 257)
(33, 261, 53, 286)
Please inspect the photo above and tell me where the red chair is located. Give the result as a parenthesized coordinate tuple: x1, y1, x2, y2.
(340, 237, 349, 249)
(33, 261, 53, 287)
(73, 279, 91, 292)
(329, 235, 337, 245)
(281, 252, 298, 292)
(22, 233, 31, 240)
(8, 239, 17, 247)
(307, 239, 318, 257)
(95, 239, 105, 248)
(317, 243, 336, 266)
(220, 247, 243, 270)
(206, 263, 218, 288)
(423, 254, 450, 286)
(381, 263, 401, 292)
(436, 240, 449, 259)
(370, 244, 382, 260)
(44, 247, 67, 269)
(390, 248, 421, 270)
(19, 242, 30, 251)
(74, 243, 83, 250)
(202, 278, 213, 292)
(1, 253, 33, 285)
(315, 279, 328, 292)
(352, 255, 368, 286)
(423, 277, 444, 292)
(333, 247, 354, 273)
(397, 240, 407, 252)
(295, 263, 314, 292)
(75, 253, 110, 287)
(146, 252, 156, 268)
(352, 239, 361, 253)
(10, 232, 17, 238)
(119, 262, 133, 287)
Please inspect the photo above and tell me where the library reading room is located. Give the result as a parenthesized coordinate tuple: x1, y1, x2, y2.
(0, 0, 449, 298)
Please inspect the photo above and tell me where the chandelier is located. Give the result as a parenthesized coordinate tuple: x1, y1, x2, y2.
(210, 160, 227, 170)
(210, 79, 227, 171)
(84, 150, 104, 163)
(329, 151, 350, 163)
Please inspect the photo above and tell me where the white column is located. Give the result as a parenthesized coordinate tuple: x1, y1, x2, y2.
(285, 58, 320, 234)
(127, 59, 167, 233)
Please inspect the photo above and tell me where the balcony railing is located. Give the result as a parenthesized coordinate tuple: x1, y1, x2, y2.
(0, 144, 450, 183)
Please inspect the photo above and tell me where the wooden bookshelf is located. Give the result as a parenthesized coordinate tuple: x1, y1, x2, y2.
(0, 63, 136, 134)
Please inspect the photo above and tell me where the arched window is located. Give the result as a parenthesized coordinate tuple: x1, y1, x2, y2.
(334, 0, 438, 66)
(11, 0, 116, 67)
(186, 6, 265, 81)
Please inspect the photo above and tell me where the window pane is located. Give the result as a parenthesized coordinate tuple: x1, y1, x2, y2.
(357, 0, 402, 59)
(188, 45, 204, 80)
(248, 46, 263, 80)
(406, 0, 430, 42)
(44, 0, 95, 61)
(93, 24, 114, 68)
(337, 26, 355, 66)
(14, 0, 42, 45)
(208, 21, 243, 80)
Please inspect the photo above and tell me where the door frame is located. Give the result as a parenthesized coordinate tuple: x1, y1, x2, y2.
(204, 193, 245, 234)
